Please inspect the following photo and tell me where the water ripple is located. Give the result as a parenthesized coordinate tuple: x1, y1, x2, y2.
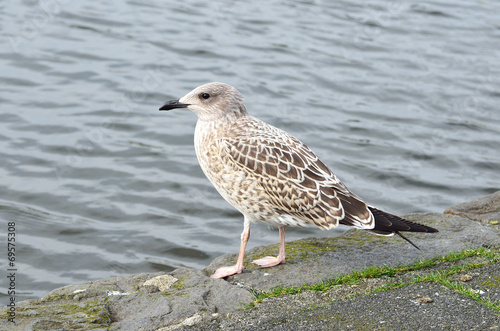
(0, 0, 499, 305)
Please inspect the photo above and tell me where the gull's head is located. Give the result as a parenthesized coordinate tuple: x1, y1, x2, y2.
(159, 82, 247, 121)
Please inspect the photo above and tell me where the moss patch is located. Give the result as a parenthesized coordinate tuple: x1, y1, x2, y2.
(10, 298, 112, 330)
(478, 273, 500, 288)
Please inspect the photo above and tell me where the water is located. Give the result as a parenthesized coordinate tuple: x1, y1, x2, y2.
(1, 0, 499, 305)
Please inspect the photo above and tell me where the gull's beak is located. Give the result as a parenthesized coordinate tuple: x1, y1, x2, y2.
(159, 99, 190, 111)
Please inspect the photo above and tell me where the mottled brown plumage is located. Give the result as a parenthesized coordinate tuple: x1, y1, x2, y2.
(160, 82, 438, 278)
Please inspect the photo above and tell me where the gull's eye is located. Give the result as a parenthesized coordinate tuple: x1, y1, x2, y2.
(201, 93, 210, 100)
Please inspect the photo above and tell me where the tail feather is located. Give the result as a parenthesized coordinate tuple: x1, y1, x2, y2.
(367, 206, 438, 249)
(395, 231, 422, 250)
(369, 207, 438, 233)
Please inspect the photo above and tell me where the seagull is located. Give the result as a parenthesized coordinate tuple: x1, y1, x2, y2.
(159, 82, 438, 279)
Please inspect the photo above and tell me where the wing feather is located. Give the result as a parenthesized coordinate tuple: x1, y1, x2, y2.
(219, 120, 374, 230)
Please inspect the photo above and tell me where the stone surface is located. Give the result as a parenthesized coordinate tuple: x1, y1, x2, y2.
(1, 191, 499, 330)
(457, 263, 500, 303)
(0, 269, 253, 330)
(143, 275, 178, 292)
(208, 280, 500, 330)
(446, 190, 500, 225)
(205, 212, 499, 291)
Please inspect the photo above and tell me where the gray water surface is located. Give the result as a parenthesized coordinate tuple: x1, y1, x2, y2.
(1, 0, 499, 305)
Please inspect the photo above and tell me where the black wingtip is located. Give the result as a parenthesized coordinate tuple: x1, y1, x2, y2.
(396, 231, 421, 250)
(369, 207, 439, 233)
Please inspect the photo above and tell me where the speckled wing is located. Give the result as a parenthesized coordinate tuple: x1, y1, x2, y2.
(219, 119, 375, 230)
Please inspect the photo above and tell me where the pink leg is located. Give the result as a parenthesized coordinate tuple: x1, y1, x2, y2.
(211, 221, 250, 279)
(252, 226, 286, 268)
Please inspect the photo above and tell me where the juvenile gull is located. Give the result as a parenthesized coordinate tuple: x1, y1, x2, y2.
(159, 82, 438, 279)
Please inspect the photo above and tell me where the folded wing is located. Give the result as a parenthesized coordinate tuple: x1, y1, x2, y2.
(220, 120, 375, 230)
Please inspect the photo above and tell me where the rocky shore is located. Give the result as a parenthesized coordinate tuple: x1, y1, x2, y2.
(2, 192, 499, 330)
